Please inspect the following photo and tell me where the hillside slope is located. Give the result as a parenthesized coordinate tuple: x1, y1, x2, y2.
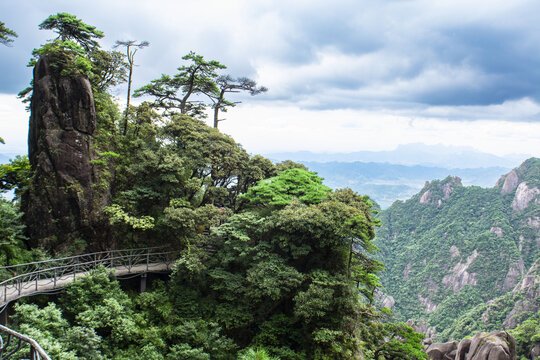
(374, 158, 540, 340)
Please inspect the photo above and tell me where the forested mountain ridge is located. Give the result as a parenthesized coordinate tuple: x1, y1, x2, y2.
(375, 158, 540, 343)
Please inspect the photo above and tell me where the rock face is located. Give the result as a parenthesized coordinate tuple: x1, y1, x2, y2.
(419, 176, 463, 206)
(499, 170, 520, 195)
(511, 183, 540, 211)
(22, 56, 108, 252)
(455, 331, 516, 360)
(502, 259, 539, 329)
(442, 249, 479, 293)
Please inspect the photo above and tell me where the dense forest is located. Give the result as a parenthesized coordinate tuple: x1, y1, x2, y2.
(0, 14, 432, 360)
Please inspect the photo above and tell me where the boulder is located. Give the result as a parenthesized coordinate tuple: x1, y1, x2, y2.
(426, 340, 458, 360)
(455, 331, 516, 360)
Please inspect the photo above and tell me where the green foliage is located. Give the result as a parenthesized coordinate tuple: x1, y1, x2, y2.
(0, 20, 17, 46)
(0, 200, 34, 266)
(134, 51, 226, 118)
(275, 160, 308, 173)
(240, 168, 331, 208)
(88, 49, 128, 91)
(104, 204, 155, 230)
(238, 347, 279, 360)
(12, 303, 86, 360)
(509, 309, 540, 359)
(30, 40, 93, 77)
(0, 155, 30, 200)
(167, 183, 381, 359)
(373, 323, 427, 360)
(38, 13, 103, 51)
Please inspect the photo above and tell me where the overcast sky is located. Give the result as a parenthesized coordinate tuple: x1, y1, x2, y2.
(1, 0, 539, 160)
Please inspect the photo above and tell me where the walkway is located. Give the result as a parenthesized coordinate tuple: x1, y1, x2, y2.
(0, 247, 178, 307)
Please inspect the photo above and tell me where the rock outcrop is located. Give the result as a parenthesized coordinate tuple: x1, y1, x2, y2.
(442, 250, 479, 293)
(502, 259, 539, 329)
(419, 176, 462, 206)
(426, 340, 458, 360)
(455, 331, 516, 360)
(22, 55, 109, 252)
(499, 170, 520, 195)
(511, 183, 540, 211)
(428, 332, 517, 360)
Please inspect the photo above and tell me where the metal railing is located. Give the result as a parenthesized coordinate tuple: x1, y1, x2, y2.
(0, 247, 178, 306)
(0, 324, 51, 360)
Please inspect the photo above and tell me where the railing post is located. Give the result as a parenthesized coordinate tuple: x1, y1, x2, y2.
(35, 263, 39, 291)
(146, 252, 150, 271)
(53, 268, 57, 288)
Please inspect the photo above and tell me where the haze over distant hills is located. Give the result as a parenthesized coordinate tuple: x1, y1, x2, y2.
(265, 144, 531, 208)
(265, 143, 528, 169)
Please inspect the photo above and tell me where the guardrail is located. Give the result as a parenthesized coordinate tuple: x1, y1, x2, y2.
(0, 324, 51, 359)
(0, 247, 178, 306)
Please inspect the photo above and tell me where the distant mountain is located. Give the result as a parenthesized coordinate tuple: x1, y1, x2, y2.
(265, 143, 528, 169)
(374, 158, 540, 341)
(300, 161, 509, 208)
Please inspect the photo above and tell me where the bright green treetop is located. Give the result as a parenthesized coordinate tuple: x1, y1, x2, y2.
(240, 168, 331, 207)
(39, 12, 103, 51)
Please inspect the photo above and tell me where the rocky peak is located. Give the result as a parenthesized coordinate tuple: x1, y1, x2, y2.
(419, 176, 462, 205)
(22, 55, 109, 252)
(498, 169, 520, 195)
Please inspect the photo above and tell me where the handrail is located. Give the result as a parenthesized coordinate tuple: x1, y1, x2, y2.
(0, 246, 169, 274)
(0, 247, 178, 306)
(0, 324, 51, 359)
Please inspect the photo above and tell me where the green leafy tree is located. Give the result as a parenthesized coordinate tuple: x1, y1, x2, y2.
(372, 323, 427, 360)
(18, 14, 105, 103)
(12, 303, 76, 360)
(0, 155, 30, 200)
(0, 20, 17, 46)
(509, 310, 540, 360)
(39, 12, 104, 51)
(114, 40, 150, 135)
(88, 49, 128, 92)
(134, 51, 225, 118)
(210, 76, 267, 128)
(239, 168, 331, 208)
(0, 200, 28, 265)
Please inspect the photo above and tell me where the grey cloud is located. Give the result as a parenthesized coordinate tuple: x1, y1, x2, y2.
(3, 0, 540, 120)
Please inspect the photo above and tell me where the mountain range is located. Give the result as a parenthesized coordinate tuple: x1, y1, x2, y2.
(265, 143, 528, 169)
(373, 158, 540, 342)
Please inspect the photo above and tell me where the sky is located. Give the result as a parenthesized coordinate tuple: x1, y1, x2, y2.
(1, 0, 539, 161)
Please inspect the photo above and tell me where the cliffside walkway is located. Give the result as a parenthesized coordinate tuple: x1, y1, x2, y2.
(0, 247, 178, 308)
